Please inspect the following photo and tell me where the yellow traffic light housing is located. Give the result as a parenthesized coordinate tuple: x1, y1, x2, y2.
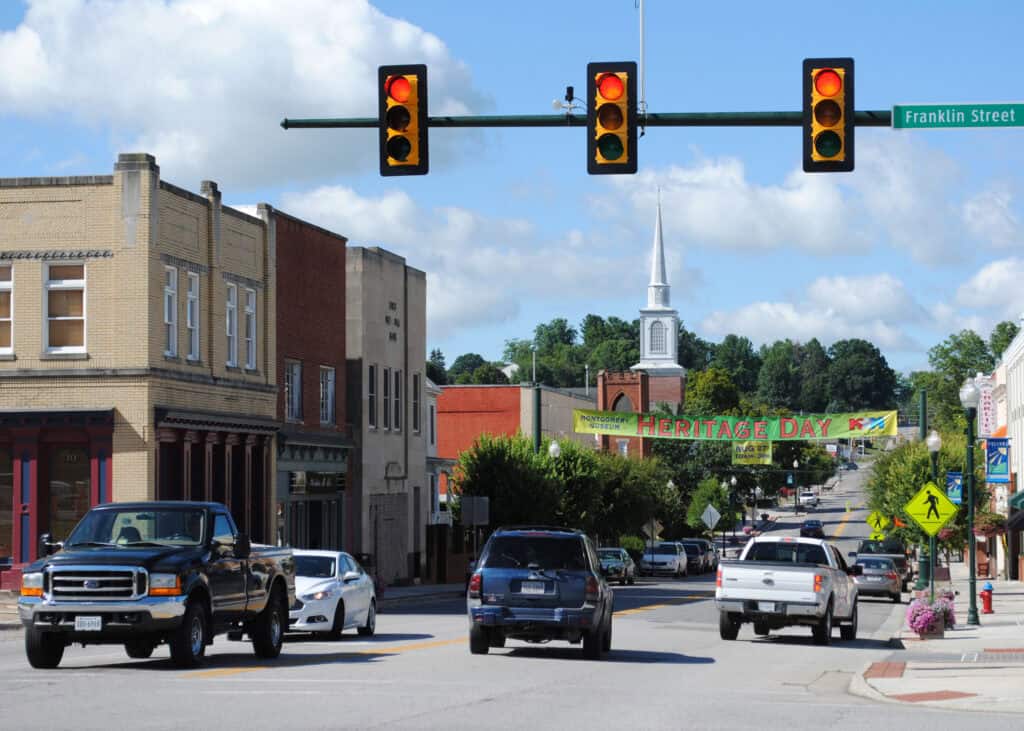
(587, 61, 637, 175)
(379, 64, 428, 176)
(803, 57, 854, 173)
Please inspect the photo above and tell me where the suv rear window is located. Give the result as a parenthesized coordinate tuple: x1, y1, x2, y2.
(745, 542, 829, 565)
(480, 535, 587, 570)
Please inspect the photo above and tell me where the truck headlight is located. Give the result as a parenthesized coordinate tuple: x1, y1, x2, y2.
(149, 573, 182, 596)
(21, 572, 43, 597)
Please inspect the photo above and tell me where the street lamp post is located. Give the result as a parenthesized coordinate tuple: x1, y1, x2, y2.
(926, 429, 942, 602)
(793, 459, 800, 516)
(959, 378, 981, 626)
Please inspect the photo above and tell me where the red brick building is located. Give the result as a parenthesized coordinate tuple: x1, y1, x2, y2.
(261, 205, 353, 551)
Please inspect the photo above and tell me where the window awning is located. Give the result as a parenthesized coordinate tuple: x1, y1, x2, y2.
(1010, 490, 1024, 511)
(1008, 507, 1024, 532)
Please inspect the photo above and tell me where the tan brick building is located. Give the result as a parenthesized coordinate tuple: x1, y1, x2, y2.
(0, 153, 277, 583)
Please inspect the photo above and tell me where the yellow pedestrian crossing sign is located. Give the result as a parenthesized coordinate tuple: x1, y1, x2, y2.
(866, 510, 890, 533)
(868, 531, 887, 541)
(904, 481, 958, 536)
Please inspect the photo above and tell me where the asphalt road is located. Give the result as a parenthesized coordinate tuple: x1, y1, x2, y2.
(0, 464, 1013, 729)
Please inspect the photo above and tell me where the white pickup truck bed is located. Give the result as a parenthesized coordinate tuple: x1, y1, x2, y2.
(715, 536, 860, 645)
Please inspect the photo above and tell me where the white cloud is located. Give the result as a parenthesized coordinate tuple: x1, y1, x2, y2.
(955, 258, 1024, 319)
(963, 185, 1022, 248)
(700, 273, 925, 352)
(0, 0, 490, 188)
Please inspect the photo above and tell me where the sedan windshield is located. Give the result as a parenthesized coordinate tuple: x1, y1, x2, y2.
(66, 508, 205, 547)
(654, 545, 678, 555)
(295, 556, 336, 578)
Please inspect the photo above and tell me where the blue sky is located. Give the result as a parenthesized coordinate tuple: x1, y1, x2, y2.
(2, 1, 1023, 376)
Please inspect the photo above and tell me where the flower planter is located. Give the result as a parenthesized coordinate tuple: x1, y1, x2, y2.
(917, 615, 945, 640)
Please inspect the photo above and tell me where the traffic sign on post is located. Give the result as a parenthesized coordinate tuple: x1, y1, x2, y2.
(701, 504, 721, 530)
(866, 510, 891, 534)
(904, 482, 958, 536)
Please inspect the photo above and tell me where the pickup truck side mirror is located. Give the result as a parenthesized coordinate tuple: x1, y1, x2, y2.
(234, 534, 251, 560)
(38, 533, 62, 556)
(848, 564, 863, 576)
(342, 570, 360, 583)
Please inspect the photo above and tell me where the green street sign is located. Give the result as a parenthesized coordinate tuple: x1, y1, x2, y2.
(893, 103, 1024, 129)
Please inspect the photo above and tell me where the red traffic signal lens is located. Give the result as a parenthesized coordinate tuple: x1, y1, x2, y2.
(596, 73, 624, 101)
(597, 103, 624, 131)
(386, 135, 412, 161)
(814, 69, 842, 97)
(597, 133, 624, 161)
(813, 99, 841, 127)
(386, 75, 412, 103)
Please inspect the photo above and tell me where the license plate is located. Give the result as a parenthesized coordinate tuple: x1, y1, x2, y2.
(758, 602, 776, 613)
(520, 581, 546, 595)
(867, 576, 883, 581)
(74, 615, 102, 631)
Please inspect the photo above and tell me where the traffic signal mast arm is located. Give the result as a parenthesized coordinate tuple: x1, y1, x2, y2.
(282, 110, 892, 129)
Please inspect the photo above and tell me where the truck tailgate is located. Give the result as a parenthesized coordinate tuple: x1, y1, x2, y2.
(719, 563, 819, 604)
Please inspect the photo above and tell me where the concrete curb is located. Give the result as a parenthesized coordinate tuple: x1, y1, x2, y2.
(848, 665, 901, 706)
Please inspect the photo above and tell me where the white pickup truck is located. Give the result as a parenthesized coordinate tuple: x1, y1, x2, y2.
(715, 536, 861, 645)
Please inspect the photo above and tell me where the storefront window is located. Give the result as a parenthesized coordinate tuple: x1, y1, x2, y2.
(49, 446, 91, 542)
(0, 451, 12, 562)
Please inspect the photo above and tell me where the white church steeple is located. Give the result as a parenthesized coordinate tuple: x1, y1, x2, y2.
(632, 195, 684, 376)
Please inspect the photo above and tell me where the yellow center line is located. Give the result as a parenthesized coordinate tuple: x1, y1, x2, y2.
(832, 507, 856, 538)
(615, 594, 705, 616)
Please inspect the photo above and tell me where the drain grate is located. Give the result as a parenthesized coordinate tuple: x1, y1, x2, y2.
(962, 651, 1024, 663)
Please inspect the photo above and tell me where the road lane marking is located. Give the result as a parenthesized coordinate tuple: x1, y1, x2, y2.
(615, 594, 704, 616)
(831, 507, 856, 538)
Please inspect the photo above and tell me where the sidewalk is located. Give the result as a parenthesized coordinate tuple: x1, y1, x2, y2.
(850, 561, 1024, 714)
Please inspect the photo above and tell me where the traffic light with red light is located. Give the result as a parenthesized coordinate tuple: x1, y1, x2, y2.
(587, 62, 637, 175)
(379, 64, 428, 176)
(803, 58, 854, 173)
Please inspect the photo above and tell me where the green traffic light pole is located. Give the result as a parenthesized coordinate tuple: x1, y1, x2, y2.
(282, 110, 893, 130)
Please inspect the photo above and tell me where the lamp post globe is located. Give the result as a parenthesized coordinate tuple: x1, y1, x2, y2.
(548, 441, 561, 459)
(959, 378, 981, 626)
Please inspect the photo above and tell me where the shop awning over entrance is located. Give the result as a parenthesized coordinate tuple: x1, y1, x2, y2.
(1007, 508, 1024, 532)
(1010, 490, 1024, 511)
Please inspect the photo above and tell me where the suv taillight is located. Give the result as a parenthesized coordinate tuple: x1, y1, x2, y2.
(468, 572, 482, 599)
(584, 575, 599, 602)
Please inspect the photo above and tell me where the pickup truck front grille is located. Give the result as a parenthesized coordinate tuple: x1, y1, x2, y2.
(46, 565, 147, 601)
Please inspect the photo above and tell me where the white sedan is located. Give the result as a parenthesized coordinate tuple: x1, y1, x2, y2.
(798, 491, 820, 508)
(288, 550, 376, 638)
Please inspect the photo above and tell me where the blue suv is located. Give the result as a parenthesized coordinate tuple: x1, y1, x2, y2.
(467, 526, 613, 659)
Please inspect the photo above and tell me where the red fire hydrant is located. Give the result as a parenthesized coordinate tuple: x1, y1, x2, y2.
(980, 581, 994, 614)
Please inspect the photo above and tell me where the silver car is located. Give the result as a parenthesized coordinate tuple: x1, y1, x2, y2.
(853, 556, 901, 603)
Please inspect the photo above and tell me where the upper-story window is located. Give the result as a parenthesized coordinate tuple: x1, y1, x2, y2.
(393, 369, 402, 432)
(320, 366, 336, 425)
(0, 265, 12, 354)
(186, 273, 200, 361)
(412, 373, 421, 433)
(225, 283, 238, 367)
(285, 360, 303, 421)
(429, 403, 436, 446)
(244, 288, 257, 369)
(163, 266, 178, 357)
(650, 320, 666, 354)
(382, 367, 391, 429)
(45, 264, 86, 353)
(368, 364, 377, 429)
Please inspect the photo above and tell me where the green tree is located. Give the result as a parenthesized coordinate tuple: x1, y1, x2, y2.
(686, 367, 740, 413)
(826, 339, 897, 410)
(920, 329, 993, 429)
(534, 318, 577, 353)
(711, 335, 762, 394)
(686, 477, 731, 532)
(678, 323, 715, 371)
(470, 363, 510, 384)
(427, 348, 447, 385)
(757, 340, 799, 408)
(989, 320, 1020, 361)
(586, 338, 639, 374)
(449, 353, 487, 382)
(797, 338, 830, 412)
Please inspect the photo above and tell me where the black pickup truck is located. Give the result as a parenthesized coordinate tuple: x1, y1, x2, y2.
(18, 501, 295, 669)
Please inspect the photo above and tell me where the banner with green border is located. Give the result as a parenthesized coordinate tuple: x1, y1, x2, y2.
(573, 409, 897, 441)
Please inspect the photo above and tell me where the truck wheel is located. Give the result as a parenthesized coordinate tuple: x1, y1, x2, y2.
(812, 603, 833, 646)
(602, 617, 612, 652)
(169, 601, 207, 668)
(469, 624, 490, 655)
(582, 626, 604, 660)
(719, 612, 740, 641)
(840, 604, 858, 641)
(25, 627, 65, 669)
(251, 586, 286, 659)
(357, 600, 376, 637)
(125, 638, 157, 659)
(489, 629, 506, 648)
(753, 621, 770, 636)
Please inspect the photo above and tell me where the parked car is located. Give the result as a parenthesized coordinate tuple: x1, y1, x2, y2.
(851, 538, 913, 591)
(466, 526, 613, 659)
(798, 490, 819, 508)
(640, 542, 687, 578)
(288, 550, 376, 638)
(853, 557, 902, 603)
(716, 536, 861, 645)
(799, 519, 825, 539)
(685, 539, 719, 571)
(598, 547, 636, 585)
(680, 542, 705, 574)
(18, 501, 295, 669)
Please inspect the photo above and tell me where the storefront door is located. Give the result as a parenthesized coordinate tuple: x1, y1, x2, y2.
(0, 451, 12, 564)
(47, 446, 91, 542)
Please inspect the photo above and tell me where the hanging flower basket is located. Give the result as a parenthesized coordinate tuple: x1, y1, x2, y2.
(973, 512, 1007, 538)
(937, 527, 955, 541)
